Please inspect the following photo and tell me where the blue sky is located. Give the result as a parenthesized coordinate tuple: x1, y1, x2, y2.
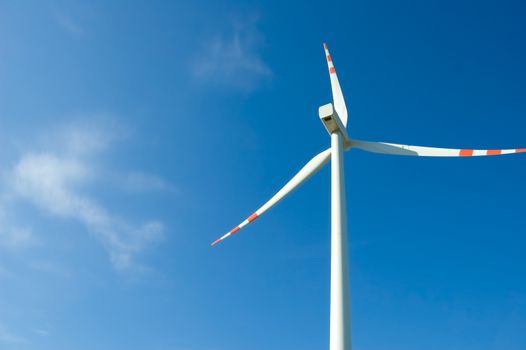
(0, 1, 525, 349)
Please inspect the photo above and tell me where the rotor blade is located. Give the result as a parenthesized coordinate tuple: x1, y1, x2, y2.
(352, 140, 526, 157)
(323, 43, 348, 127)
(211, 148, 331, 246)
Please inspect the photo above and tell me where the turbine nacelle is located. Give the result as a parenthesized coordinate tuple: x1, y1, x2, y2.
(319, 102, 351, 148)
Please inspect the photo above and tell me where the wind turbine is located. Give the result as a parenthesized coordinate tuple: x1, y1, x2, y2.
(211, 43, 525, 350)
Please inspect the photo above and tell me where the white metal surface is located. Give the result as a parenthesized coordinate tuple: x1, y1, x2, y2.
(330, 131, 352, 350)
(324, 43, 348, 127)
(319, 103, 350, 146)
(351, 140, 526, 157)
(211, 148, 331, 246)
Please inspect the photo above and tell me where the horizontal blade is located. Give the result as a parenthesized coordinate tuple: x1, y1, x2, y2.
(324, 43, 348, 127)
(212, 148, 331, 246)
(352, 140, 526, 157)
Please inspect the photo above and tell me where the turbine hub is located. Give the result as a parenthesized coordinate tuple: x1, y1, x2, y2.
(319, 103, 351, 147)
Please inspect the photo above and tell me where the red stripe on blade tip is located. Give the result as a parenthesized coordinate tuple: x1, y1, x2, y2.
(329, 67, 336, 74)
(247, 213, 259, 222)
(516, 148, 526, 153)
(230, 226, 240, 234)
(459, 149, 474, 156)
(211, 238, 222, 246)
(487, 150, 501, 155)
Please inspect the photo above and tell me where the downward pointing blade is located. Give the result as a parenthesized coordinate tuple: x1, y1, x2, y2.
(324, 43, 348, 127)
(212, 148, 331, 246)
(352, 139, 526, 157)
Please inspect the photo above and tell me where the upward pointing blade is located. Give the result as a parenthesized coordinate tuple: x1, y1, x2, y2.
(211, 148, 331, 246)
(324, 43, 348, 127)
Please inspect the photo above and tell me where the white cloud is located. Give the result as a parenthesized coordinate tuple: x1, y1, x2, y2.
(12, 153, 90, 217)
(0, 226, 32, 249)
(54, 10, 84, 36)
(0, 323, 25, 344)
(0, 205, 33, 249)
(34, 329, 49, 337)
(60, 122, 114, 155)
(193, 15, 271, 90)
(121, 171, 175, 193)
(1, 120, 167, 271)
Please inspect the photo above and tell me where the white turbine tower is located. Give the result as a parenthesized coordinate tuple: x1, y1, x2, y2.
(212, 43, 525, 350)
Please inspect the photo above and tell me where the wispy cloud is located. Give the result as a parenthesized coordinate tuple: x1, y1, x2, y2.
(0, 119, 167, 271)
(0, 204, 33, 249)
(192, 15, 271, 91)
(0, 323, 25, 344)
(54, 10, 84, 36)
(0, 224, 32, 249)
(34, 328, 49, 337)
(29, 260, 70, 278)
(121, 171, 175, 193)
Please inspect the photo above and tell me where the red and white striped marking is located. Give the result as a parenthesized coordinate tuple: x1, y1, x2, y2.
(323, 43, 349, 127)
(324, 42, 336, 75)
(211, 213, 259, 246)
(352, 140, 526, 157)
(211, 148, 332, 247)
(459, 148, 526, 156)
